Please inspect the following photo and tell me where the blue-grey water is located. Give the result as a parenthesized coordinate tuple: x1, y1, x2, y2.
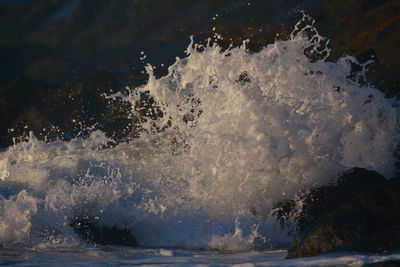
(2, 248, 400, 266)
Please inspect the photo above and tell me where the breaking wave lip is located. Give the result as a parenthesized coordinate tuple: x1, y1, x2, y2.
(0, 12, 399, 251)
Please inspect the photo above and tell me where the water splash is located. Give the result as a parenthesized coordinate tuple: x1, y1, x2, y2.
(0, 13, 399, 250)
(208, 218, 266, 251)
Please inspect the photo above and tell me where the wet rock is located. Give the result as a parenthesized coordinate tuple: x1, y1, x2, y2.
(0, 70, 136, 146)
(312, 0, 400, 96)
(338, 224, 400, 253)
(41, 69, 134, 141)
(0, 43, 54, 87)
(275, 168, 389, 232)
(288, 207, 400, 258)
(1, 0, 399, 96)
(25, 56, 88, 85)
(274, 168, 400, 258)
(299, 168, 393, 232)
(71, 218, 137, 247)
(0, 75, 53, 145)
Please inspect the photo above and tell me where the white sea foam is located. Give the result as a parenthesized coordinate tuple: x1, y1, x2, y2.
(0, 14, 399, 250)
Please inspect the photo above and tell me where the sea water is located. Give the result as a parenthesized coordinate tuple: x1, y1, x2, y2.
(0, 13, 399, 266)
(2, 248, 400, 266)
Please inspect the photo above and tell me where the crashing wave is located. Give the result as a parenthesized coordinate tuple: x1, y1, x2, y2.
(0, 13, 398, 250)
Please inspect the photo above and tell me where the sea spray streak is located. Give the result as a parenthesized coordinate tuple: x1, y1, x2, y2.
(0, 16, 399, 250)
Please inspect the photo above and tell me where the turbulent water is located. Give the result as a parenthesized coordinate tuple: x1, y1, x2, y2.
(3, 248, 400, 266)
(0, 14, 399, 264)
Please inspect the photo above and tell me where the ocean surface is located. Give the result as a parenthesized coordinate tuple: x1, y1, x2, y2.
(3, 248, 400, 266)
(1, 8, 400, 267)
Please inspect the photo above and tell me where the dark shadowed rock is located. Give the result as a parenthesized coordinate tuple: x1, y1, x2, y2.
(296, 168, 392, 232)
(338, 224, 400, 253)
(274, 168, 389, 232)
(273, 168, 400, 258)
(313, 0, 400, 97)
(25, 56, 88, 85)
(0, 75, 53, 145)
(288, 207, 400, 257)
(71, 218, 137, 247)
(41, 69, 134, 141)
(0, 70, 137, 146)
(1, 0, 399, 95)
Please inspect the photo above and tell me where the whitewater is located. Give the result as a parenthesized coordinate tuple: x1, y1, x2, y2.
(0, 14, 399, 265)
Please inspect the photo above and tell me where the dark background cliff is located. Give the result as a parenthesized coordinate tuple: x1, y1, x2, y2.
(1, 0, 399, 146)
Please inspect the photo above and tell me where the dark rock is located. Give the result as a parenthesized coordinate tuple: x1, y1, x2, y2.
(71, 218, 137, 247)
(0, 44, 54, 87)
(299, 168, 394, 230)
(0, 75, 53, 145)
(274, 168, 400, 258)
(275, 168, 389, 233)
(41, 69, 135, 141)
(2, 0, 398, 94)
(0, 70, 138, 146)
(338, 224, 400, 253)
(25, 56, 88, 85)
(288, 207, 400, 257)
(310, 0, 400, 96)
